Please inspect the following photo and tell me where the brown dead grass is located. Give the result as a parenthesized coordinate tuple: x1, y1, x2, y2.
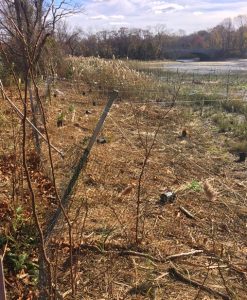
(1, 80, 247, 299)
(43, 81, 247, 299)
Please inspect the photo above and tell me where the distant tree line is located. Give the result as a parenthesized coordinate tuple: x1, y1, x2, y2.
(57, 15, 247, 60)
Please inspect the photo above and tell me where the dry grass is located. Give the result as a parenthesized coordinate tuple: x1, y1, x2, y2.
(44, 81, 246, 299)
(0, 78, 247, 299)
(68, 57, 166, 98)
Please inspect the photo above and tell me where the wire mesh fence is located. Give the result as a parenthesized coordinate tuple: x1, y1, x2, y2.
(1, 63, 247, 298)
(38, 76, 247, 298)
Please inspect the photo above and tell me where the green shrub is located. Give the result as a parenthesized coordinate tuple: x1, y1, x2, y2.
(212, 113, 233, 133)
(233, 123, 247, 139)
(187, 180, 202, 192)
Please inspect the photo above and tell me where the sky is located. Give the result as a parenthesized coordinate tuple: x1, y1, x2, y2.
(68, 0, 247, 34)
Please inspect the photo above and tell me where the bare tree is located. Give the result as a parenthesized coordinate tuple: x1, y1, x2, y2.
(234, 15, 247, 56)
(0, 0, 81, 151)
(221, 18, 234, 54)
(56, 21, 84, 56)
(0, 0, 80, 73)
(0, 1, 82, 299)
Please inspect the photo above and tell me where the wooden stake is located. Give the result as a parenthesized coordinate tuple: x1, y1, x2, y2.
(45, 90, 118, 239)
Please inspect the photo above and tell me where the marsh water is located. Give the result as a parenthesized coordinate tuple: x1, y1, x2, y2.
(162, 59, 247, 74)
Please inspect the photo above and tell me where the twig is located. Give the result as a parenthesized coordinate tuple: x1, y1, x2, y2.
(120, 249, 203, 263)
(154, 272, 169, 281)
(194, 257, 214, 300)
(165, 250, 203, 261)
(193, 247, 247, 282)
(133, 80, 180, 244)
(217, 260, 235, 298)
(168, 267, 230, 300)
(227, 263, 247, 282)
(179, 206, 196, 219)
(29, 68, 75, 295)
(22, 71, 53, 298)
(119, 250, 160, 262)
(51, 241, 203, 263)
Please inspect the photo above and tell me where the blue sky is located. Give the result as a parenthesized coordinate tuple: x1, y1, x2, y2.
(69, 0, 247, 34)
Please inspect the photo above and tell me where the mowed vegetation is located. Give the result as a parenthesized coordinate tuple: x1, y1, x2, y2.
(0, 1, 247, 300)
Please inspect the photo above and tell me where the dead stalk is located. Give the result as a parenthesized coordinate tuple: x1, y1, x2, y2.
(211, 220, 233, 299)
(193, 257, 214, 300)
(134, 79, 182, 244)
(22, 70, 53, 298)
(29, 69, 76, 297)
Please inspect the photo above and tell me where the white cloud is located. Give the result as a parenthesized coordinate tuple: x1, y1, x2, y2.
(90, 14, 109, 20)
(152, 2, 185, 13)
(193, 11, 203, 16)
(110, 15, 125, 20)
(68, 0, 247, 33)
(109, 22, 130, 26)
(92, 0, 113, 2)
